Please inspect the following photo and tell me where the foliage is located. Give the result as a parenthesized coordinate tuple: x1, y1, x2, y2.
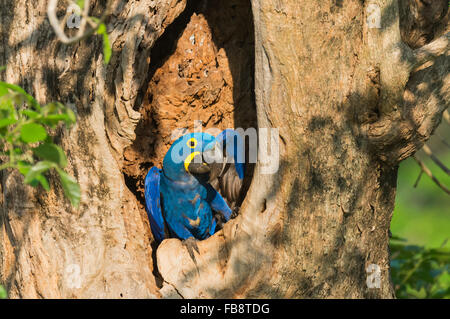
(0, 284, 6, 299)
(392, 154, 450, 247)
(0, 80, 80, 207)
(390, 127, 449, 299)
(390, 236, 450, 299)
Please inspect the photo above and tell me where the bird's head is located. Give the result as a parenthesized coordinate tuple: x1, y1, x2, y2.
(162, 132, 220, 182)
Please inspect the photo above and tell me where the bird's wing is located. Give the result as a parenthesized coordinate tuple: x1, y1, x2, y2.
(206, 183, 232, 221)
(216, 129, 245, 179)
(144, 167, 165, 243)
(211, 129, 245, 207)
(213, 163, 243, 207)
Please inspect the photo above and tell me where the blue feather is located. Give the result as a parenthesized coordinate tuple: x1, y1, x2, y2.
(145, 131, 238, 242)
(144, 167, 165, 242)
(216, 129, 245, 179)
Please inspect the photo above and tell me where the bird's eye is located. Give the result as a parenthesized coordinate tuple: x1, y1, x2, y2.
(187, 138, 197, 149)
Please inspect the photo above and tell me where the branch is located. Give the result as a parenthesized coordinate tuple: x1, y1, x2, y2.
(367, 52, 449, 164)
(422, 144, 450, 176)
(410, 32, 450, 71)
(413, 169, 423, 188)
(444, 110, 450, 125)
(436, 133, 450, 149)
(412, 156, 450, 195)
(47, 0, 108, 45)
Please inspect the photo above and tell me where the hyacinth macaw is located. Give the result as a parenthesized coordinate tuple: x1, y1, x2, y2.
(144, 129, 245, 257)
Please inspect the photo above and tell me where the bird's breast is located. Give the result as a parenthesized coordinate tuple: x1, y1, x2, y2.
(160, 175, 213, 236)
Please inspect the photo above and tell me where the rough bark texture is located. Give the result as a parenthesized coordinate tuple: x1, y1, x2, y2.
(399, 0, 448, 49)
(0, 0, 448, 299)
(0, 0, 188, 298)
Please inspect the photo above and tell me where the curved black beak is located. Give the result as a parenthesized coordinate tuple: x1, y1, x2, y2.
(185, 143, 228, 181)
(202, 144, 227, 183)
(186, 152, 211, 175)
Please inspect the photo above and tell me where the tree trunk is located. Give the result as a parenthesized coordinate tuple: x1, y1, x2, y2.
(0, 0, 448, 298)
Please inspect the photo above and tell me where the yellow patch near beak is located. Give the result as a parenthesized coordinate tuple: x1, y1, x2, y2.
(184, 151, 200, 172)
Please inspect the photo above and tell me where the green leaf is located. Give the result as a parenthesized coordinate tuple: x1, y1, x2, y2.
(0, 81, 41, 110)
(97, 22, 106, 34)
(0, 98, 15, 118)
(76, 0, 84, 10)
(390, 236, 450, 299)
(41, 102, 58, 116)
(0, 284, 7, 299)
(40, 102, 76, 127)
(438, 271, 450, 287)
(36, 174, 50, 191)
(65, 108, 76, 125)
(0, 83, 7, 97)
(96, 23, 111, 64)
(24, 161, 54, 184)
(20, 123, 47, 143)
(43, 114, 71, 122)
(0, 118, 17, 128)
(18, 162, 43, 188)
(33, 143, 68, 168)
(17, 161, 31, 175)
(21, 109, 40, 119)
(13, 148, 23, 155)
(40, 115, 69, 128)
(406, 285, 427, 298)
(56, 167, 80, 208)
(102, 32, 112, 64)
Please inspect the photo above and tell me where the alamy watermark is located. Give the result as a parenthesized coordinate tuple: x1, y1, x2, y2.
(66, 4, 82, 29)
(366, 264, 381, 288)
(366, 4, 381, 29)
(170, 121, 280, 175)
(66, 263, 82, 289)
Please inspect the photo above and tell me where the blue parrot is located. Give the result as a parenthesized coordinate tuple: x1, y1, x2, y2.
(144, 130, 245, 258)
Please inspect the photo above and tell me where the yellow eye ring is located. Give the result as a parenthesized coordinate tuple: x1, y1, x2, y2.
(187, 138, 197, 149)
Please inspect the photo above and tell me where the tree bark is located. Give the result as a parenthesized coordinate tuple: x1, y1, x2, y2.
(0, 0, 448, 298)
(0, 0, 188, 298)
